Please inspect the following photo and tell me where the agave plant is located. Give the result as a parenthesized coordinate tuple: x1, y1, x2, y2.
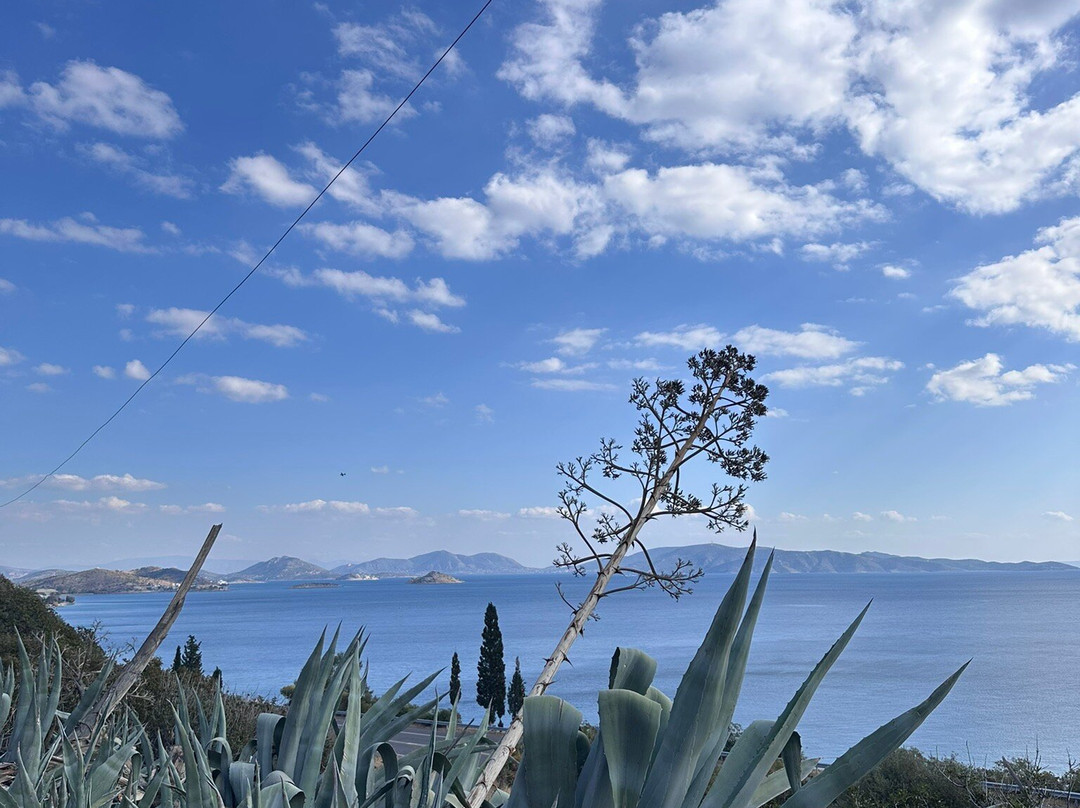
(0, 628, 494, 808)
(502, 541, 966, 808)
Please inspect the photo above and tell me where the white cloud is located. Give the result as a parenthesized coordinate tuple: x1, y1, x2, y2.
(28, 61, 182, 137)
(475, 403, 494, 423)
(34, 363, 68, 376)
(527, 114, 576, 147)
(500, 0, 1080, 214)
(551, 327, 605, 356)
(26, 383, 51, 394)
(408, 310, 460, 333)
(852, 511, 873, 522)
(950, 217, 1080, 341)
(92, 365, 116, 379)
(926, 353, 1072, 406)
(370, 465, 389, 474)
(1043, 510, 1073, 522)
(2, 471, 167, 494)
(531, 378, 616, 392)
(160, 502, 226, 515)
(145, 307, 308, 348)
(393, 170, 601, 260)
(881, 265, 911, 280)
(1, 346, 26, 366)
(519, 506, 561, 518)
(0, 71, 25, 108)
(459, 509, 511, 520)
(283, 268, 465, 316)
(301, 220, 414, 259)
(337, 69, 412, 124)
(764, 356, 904, 391)
(880, 510, 915, 523)
(271, 499, 372, 515)
(221, 154, 317, 206)
(421, 392, 449, 408)
(124, 359, 151, 381)
(605, 164, 884, 244)
(733, 324, 857, 360)
(635, 324, 723, 351)
(0, 279, 16, 294)
(800, 241, 872, 267)
(82, 142, 194, 198)
(0, 214, 149, 252)
(778, 511, 808, 522)
(212, 376, 289, 404)
(517, 357, 593, 374)
(161, 221, 181, 236)
(54, 496, 148, 514)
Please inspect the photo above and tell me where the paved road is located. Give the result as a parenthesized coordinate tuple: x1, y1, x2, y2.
(333, 717, 506, 758)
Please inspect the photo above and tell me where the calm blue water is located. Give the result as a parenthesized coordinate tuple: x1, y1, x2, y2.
(63, 571, 1080, 770)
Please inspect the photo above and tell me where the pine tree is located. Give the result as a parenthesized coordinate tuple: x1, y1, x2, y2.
(179, 634, 203, 676)
(172, 645, 182, 672)
(449, 651, 461, 706)
(508, 657, 525, 718)
(476, 602, 506, 724)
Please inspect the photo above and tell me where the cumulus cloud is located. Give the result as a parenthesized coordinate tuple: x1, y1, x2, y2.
(527, 114, 576, 147)
(1043, 510, 1073, 522)
(301, 220, 414, 259)
(27, 61, 182, 137)
(0, 278, 16, 294)
(211, 376, 289, 403)
(475, 403, 495, 423)
(408, 310, 460, 333)
(635, 324, 724, 351)
(337, 69, 412, 124)
(270, 499, 372, 515)
(499, 0, 1080, 213)
(551, 327, 605, 356)
(764, 356, 904, 392)
(881, 265, 911, 280)
(0, 214, 150, 252)
(124, 359, 151, 381)
(531, 378, 616, 392)
(926, 353, 1072, 406)
(145, 307, 308, 347)
(221, 154, 317, 206)
(81, 142, 194, 199)
(519, 506, 561, 518)
(950, 216, 1080, 341)
(159, 502, 227, 515)
(92, 365, 116, 379)
(733, 324, 857, 359)
(517, 357, 593, 374)
(852, 511, 873, 522)
(880, 510, 915, 523)
(459, 509, 511, 520)
(34, 363, 68, 376)
(53, 496, 148, 514)
(0, 346, 25, 366)
(800, 241, 872, 268)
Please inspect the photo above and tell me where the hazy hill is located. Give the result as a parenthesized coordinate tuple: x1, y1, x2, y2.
(624, 543, 1077, 574)
(130, 566, 224, 585)
(333, 551, 536, 578)
(29, 568, 224, 595)
(227, 556, 330, 582)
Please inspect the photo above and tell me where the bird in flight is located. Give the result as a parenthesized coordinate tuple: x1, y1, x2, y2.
(340, 472, 347, 477)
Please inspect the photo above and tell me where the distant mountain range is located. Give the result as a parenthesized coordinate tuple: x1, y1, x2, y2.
(624, 544, 1078, 574)
(5, 545, 1075, 594)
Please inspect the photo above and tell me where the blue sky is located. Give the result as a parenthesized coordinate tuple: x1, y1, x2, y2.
(1, 0, 1079, 569)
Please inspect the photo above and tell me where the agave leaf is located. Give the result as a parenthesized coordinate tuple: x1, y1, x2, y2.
(507, 696, 583, 808)
(63, 660, 115, 736)
(681, 553, 774, 808)
(60, 731, 87, 808)
(599, 689, 662, 808)
(335, 655, 365, 806)
(298, 644, 356, 797)
(43, 639, 63, 733)
(639, 538, 757, 808)
(276, 630, 328, 778)
(4, 633, 35, 765)
(702, 600, 872, 808)
(230, 762, 259, 808)
(607, 649, 657, 696)
(12, 748, 43, 808)
(780, 732, 803, 794)
(136, 739, 173, 808)
(257, 713, 285, 776)
(440, 707, 491, 797)
(747, 759, 819, 808)
(782, 663, 969, 808)
(261, 771, 305, 808)
(87, 743, 136, 808)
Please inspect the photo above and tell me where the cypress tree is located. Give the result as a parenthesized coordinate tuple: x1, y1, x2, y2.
(449, 651, 462, 706)
(508, 657, 525, 718)
(476, 602, 506, 724)
(172, 645, 182, 672)
(180, 634, 203, 676)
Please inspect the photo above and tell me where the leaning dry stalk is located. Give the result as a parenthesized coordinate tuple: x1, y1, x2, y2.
(466, 393, 723, 806)
(75, 523, 221, 740)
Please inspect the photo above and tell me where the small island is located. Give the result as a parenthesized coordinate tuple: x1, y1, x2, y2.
(409, 570, 463, 584)
(291, 582, 340, 589)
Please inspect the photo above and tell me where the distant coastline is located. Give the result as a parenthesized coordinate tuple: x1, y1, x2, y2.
(4, 543, 1075, 595)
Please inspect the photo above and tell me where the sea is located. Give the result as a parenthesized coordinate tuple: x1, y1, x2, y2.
(62, 570, 1080, 771)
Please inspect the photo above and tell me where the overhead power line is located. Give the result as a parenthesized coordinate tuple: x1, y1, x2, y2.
(1, 0, 495, 509)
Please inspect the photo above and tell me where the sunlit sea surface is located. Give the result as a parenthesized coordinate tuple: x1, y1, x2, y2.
(63, 570, 1080, 770)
